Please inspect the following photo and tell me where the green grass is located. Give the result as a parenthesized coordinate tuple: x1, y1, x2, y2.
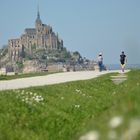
(0, 71, 56, 80)
(0, 70, 140, 140)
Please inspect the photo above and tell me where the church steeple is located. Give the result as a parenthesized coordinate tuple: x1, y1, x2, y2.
(36, 3, 42, 25)
(37, 10, 40, 20)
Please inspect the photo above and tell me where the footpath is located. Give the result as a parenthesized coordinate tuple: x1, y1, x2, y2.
(0, 70, 130, 91)
(111, 74, 128, 85)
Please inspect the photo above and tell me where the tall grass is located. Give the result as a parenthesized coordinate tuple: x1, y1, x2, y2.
(0, 70, 139, 140)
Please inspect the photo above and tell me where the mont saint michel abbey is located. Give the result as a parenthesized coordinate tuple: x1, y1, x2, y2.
(8, 10, 63, 62)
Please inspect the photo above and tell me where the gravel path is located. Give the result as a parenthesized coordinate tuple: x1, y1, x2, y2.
(0, 70, 129, 91)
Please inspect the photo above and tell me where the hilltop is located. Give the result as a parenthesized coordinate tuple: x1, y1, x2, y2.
(0, 46, 93, 73)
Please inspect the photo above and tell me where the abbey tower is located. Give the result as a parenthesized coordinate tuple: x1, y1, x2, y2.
(8, 9, 63, 62)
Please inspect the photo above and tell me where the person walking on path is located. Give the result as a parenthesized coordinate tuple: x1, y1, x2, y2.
(98, 52, 103, 72)
(120, 51, 127, 73)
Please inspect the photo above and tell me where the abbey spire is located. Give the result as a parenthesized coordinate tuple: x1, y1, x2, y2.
(35, 4, 42, 25)
(37, 9, 40, 20)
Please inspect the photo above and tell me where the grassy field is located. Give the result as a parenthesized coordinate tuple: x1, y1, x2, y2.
(0, 70, 139, 140)
(0, 71, 56, 80)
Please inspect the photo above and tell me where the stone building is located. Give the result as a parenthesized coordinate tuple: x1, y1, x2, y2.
(8, 10, 63, 62)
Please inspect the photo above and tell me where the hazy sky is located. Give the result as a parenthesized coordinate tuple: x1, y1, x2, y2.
(0, 0, 140, 64)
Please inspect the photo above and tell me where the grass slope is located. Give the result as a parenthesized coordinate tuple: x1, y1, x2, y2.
(0, 72, 56, 80)
(0, 70, 139, 140)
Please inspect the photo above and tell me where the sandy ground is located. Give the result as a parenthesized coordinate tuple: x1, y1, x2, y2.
(0, 70, 129, 91)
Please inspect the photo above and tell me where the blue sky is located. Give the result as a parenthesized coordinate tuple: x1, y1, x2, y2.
(0, 0, 140, 64)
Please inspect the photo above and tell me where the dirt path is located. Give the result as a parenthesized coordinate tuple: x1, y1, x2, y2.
(0, 70, 129, 91)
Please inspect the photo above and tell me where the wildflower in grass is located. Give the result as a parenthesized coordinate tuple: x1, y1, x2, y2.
(82, 94, 86, 96)
(61, 97, 64, 100)
(17, 90, 44, 105)
(79, 131, 99, 140)
(76, 89, 81, 92)
(29, 92, 33, 95)
(137, 83, 139, 86)
(75, 89, 82, 94)
(34, 95, 44, 102)
(74, 104, 80, 108)
(109, 116, 123, 128)
(34, 97, 40, 102)
(32, 96, 35, 100)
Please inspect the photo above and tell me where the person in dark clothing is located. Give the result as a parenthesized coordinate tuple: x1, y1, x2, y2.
(120, 51, 127, 72)
(98, 52, 103, 71)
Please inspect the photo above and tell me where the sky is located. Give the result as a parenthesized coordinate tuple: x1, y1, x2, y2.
(0, 0, 140, 64)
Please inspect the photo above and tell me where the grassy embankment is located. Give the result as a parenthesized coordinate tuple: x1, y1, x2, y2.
(0, 71, 56, 80)
(0, 70, 139, 140)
